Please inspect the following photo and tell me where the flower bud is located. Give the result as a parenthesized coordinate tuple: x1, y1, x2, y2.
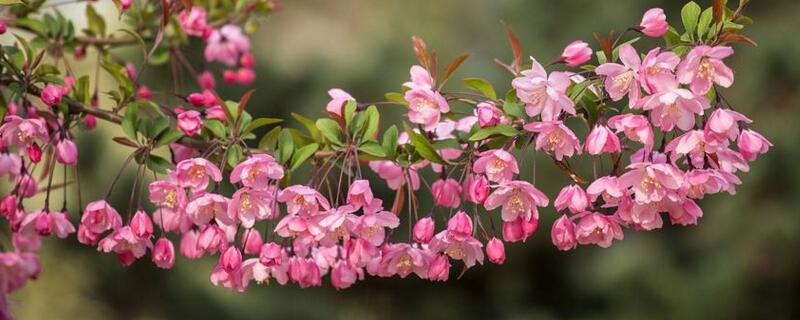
(241, 229, 264, 255)
(130, 210, 153, 239)
(585, 125, 621, 155)
(550, 214, 577, 251)
(554, 184, 590, 214)
(259, 242, 282, 266)
(136, 86, 152, 100)
(432, 178, 461, 208)
(83, 115, 97, 129)
(502, 215, 538, 243)
(561, 40, 592, 67)
(40, 84, 63, 106)
(177, 110, 203, 137)
(35, 212, 53, 236)
(223, 70, 237, 84)
(152, 238, 176, 269)
(27, 143, 42, 163)
(240, 53, 255, 68)
(486, 237, 506, 264)
(55, 139, 78, 165)
(640, 8, 668, 38)
(330, 261, 358, 290)
(427, 255, 450, 281)
(221, 246, 243, 272)
(236, 68, 255, 85)
(197, 71, 216, 89)
(412, 217, 435, 244)
(476, 103, 502, 128)
(463, 174, 489, 204)
(446, 211, 473, 239)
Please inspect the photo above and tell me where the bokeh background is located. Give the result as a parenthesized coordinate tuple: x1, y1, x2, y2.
(5, 0, 800, 319)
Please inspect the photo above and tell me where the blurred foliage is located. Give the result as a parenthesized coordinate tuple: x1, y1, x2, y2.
(6, 0, 800, 319)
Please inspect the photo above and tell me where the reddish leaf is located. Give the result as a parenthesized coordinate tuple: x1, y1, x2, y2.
(713, 0, 725, 23)
(391, 187, 405, 216)
(719, 32, 757, 46)
(113, 137, 139, 148)
(593, 31, 615, 62)
(237, 89, 256, 119)
(430, 51, 439, 84)
(502, 22, 522, 73)
(411, 36, 431, 71)
(438, 53, 470, 89)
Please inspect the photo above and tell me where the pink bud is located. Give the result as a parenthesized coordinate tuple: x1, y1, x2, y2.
(35, 212, 53, 236)
(0, 195, 16, 219)
(177, 110, 203, 136)
(554, 184, 590, 214)
(74, 47, 86, 60)
(41, 84, 63, 106)
(427, 255, 450, 281)
(197, 71, 216, 89)
(737, 129, 771, 161)
(486, 237, 506, 264)
(18, 175, 37, 198)
(120, 0, 132, 10)
(223, 70, 237, 84)
(412, 217, 435, 244)
(446, 211, 473, 238)
(7, 102, 18, 116)
(179, 230, 204, 259)
(77, 224, 101, 245)
(130, 210, 153, 239)
(124, 63, 137, 81)
(585, 125, 621, 155)
(0, 22, 6, 35)
(259, 242, 282, 266)
(347, 179, 374, 209)
(240, 53, 255, 68)
(55, 139, 78, 165)
(551, 214, 577, 251)
(27, 143, 42, 163)
(187, 92, 209, 106)
(330, 261, 358, 290)
(221, 246, 242, 272)
(137, 86, 152, 100)
(640, 8, 668, 38)
(561, 40, 592, 67)
(432, 178, 461, 208)
(502, 215, 538, 243)
(463, 174, 489, 204)
(236, 68, 255, 85)
(152, 238, 176, 269)
(476, 103, 503, 128)
(83, 115, 97, 129)
(205, 105, 228, 122)
(241, 229, 263, 255)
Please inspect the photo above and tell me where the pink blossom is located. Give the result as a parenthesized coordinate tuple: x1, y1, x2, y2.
(0, 153, 21, 179)
(665, 198, 703, 226)
(638, 79, 709, 131)
(502, 215, 537, 242)
(427, 254, 450, 281)
(137, 86, 153, 100)
(561, 40, 592, 67)
(574, 213, 623, 248)
(347, 179, 374, 209)
(230, 154, 284, 190)
(259, 242, 283, 266)
(204, 25, 251, 66)
(314, 205, 359, 246)
(473, 149, 519, 183)
(171, 158, 223, 191)
(41, 84, 63, 106)
(413, 217, 435, 244)
(512, 58, 576, 120)
(221, 246, 243, 272)
(197, 71, 216, 89)
(446, 211, 473, 240)
(584, 125, 621, 155)
(617, 198, 663, 230)
(277, 185, 331, 215)
(0, 116, 49, 148)
(151, 238, 175, 269)
(206, 105, 228, 122)
(586, 176, 625, 203)
(405, 87, 449, 131)
(354, 210, 399, 246)
(179, 7, 210, 37)
(179, 230, 204, 259)
(130, 210, 153, 239)
(665, 130, 715, 168)
(83, 114, 96, 129)
(153, 208, 191, 233)
(640, 48, 680, 94)
(463, 174, 489, 204)
(177, 110, 203, 136)
(17, 174, 37, 198)
(430, 214, 484, 268)
(27, 143, 42, 163)
(432, 178, 462, 208)
(704, 108, 752, 145)
(235, 68, 255, 85)
(475, 102, 503, 128)
(683, 169, 730, 199)
(77, 225, 101, 245)
(170, 143, 195, 163)
(375, 243, 430, 278)
(550, 214, 577, 251)
(331, 261, 360, 290)
(0, 251, 41, 293)
(240, 54, 254, 68)
(677, 45, 734, 95)
(554, 184, 590, 214)
(241, 229, 264, 255)
(737, 129, 771, 161)
(210, 264, 246, 292)
(81, 200, 123, 234)
(485, 180, 549, 222)
(186, 193, 231, 226)
(148, 180, 186, 211)
(241, 256, 289, 286)
(713, 147, 750, 173)
(523, 121, 582, 160)
(486, 237, 506, 264)
(187, 91, 215, 106)
(288, 257, 322, 288)
(98, 226, 153, 266)
(55, 139, 78, 165)
(596, 44, 642, 106)
(639, 8, 668, 37)
(325, 89, 355, 117)
(196, 224, 228, 254)
(619, 162, 684, 204)
(607, 114, 654, 150)
(19, 210, 75, 238)
(368, 160, 421, 191)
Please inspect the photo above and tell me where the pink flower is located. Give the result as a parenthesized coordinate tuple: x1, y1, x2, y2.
(405, 87, 449, 131)
(354, 210, 399, 246)
(180, 230, 204, 259)
(288, 257, 322, 288)
(259, 242, 283, 266)
(170, 143, 195, 163)
(486, 237, 506, 264)
(432, 178, 462, 208)
(17, 174, 37, 198)
(639, 8, 668, 37)
(574, 213, 623, 248)
(41, 84, 63, 106)
(430, 216, 484, 268)
(151, 238, 175, 269)
(554, 184, 590, 214)
(55, 139, 78, 165)
(241, 229, 264, 255)
(677, 45, 734, 95)
(179, 7, 210, 37)
(314, 205, 359, 245)
(325, 89, 355, 117)
(618, 163, 684, 204)
(197, 71, 216, 89)
(186, 193, 231, 226)
(561, 40, 592, 67)
(638, 79, 709, 131)
(586, 176, 625, 203)
(427, 254, 450, 281)
(196, 224, 228, 254)
(512, 58, 576, 121)
(665, 198, 703, 226)
(187, 90, 215, 106)
(347, 180, 374, 209)
(617, 198, 663, 231)
(206, 105, 228, 122)
(584, 125, 621, 155)
(19, 210, 75, 238)
(277, 185, 331, 215)
(130, 210, 153, 239)
(98, 226, 153, 266)
(230, 154, 284, 190)
(171, 158, 223, 191)
(639, 48, 680, 94)
(368, 160, 421, 191)
(0, 251, 41, 293)
(204, 25, 251, 66)
(0, 116, 49, 148)
(446, 211, 473, 240)
(148, 180, 186, 211)
(120, 0, 132, 10)
(523, 121, 582, 160)
(210, 264, 246, 292)
(0, 153, 21, 179)
(177, 110, 203, 136)
(607, 114, 654, 150)
(376, 243, 430, 278)
(463, 174, 489, 205)
(81, 200, 123, 234)
(596, 44, 642, 106)
(502, 215, 538, 242)
(475, 102, 503, 128)
(221, 246, 243, 272)
(331, 261, 360, 290)
(413, 217, 435, 244)
(229, 187, 277, 228)
(137, 86, 153, 100)
(550, 214, 577, 251)
(236, 68, 255, 85)
(472, 149, 519, 183)
(737, 129, 771, 161)
(704, 108, 751, 145)
(485, 180, 549, 222)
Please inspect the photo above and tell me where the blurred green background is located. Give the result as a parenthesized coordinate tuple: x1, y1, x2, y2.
(6, 0, 800, 319)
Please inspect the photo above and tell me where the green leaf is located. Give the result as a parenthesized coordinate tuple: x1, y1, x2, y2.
(258, 126, 281, 151)
(468, 124, 519, 141)
(384, 92, 406, 104)
(277, 129, 294, 164)
(242, 117, 282, 135)
(121, 105, 138, 140)
(403, 123, 446, 165)
(343, 100, 357, 127)
(382, 125, 398, 159)
(291, 112, 321, 141)
(147, 155, 173, 174)
(14, 18, 47, 37)
(86, 5, 106, 37)
(681, 1, 702, 37)
(697, 7, 714, 40)
(290, 143, 319, 171)
(359, 141, 386, 157)
(0, 0, 23, 5)
(226, 144, 243, 168)
(316, 118, 344, 146)
(463, 77, 497, 100)
(204, 119, 227, 139)
(361, 105, 380, 142)
(155, 129, 184, 147)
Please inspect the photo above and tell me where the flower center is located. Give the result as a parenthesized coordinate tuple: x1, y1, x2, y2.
(411, 98, 437, 112)
(697, 57, 715, 81)
(486, 157, 507, 175)
(612, 71, 633, 89)
(507, 192, 527, 214)
(165, 190, 178, 209)
(396, 254, 413, 271)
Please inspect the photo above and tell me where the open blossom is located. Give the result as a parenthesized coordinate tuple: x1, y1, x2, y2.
(574, 213, 623, 248)
(331, 261, 360, 290)
(607, 114, 654, 150)
(230, 154, 284, 190)
(639, 8, 668, 37)
(186, 193, 231, 226)
(229, 188, 276, 228)
(0, 116, 48, 149)
(640, 48, 680, 94)
(596, 44, 642, 106)
(619, 162, 684, 204)
(405, 87, 449, 131)
(204, 25, 250, 66)
(40, 84, 63, 106)
(19, 210, 75, 238)
(523, 121, 582, 160)
(369, 161, 422, 191)
(463, 174, 489, 204)
(486, 237, 506, 264)
(148, 180, 186, 211)
(179, 7, 210, 37)
(585, 125, 621, 155)
(473, 149, 519, 183)
(0, 153, 21, 179)
(81, 200, 123, 235)
(0, 251, 41, 293)
(347, 180, 374, 209)
(554, 185, 589, 214)
(430, 212, 484, 268)
(485, 180, 549, 222)
(704, 108, 752, 145)
(177, 110, 203, 136)
(561, 40, 592, 67)
(638, 78, 709, 131)
(277, 185, 331, 215)
(325, 89, 355, 117)
(413, 217, 435, 244)
(737, 129, 771, 161)
(98, 226, 153, 266)
(432, 178, 462, 208)
(586, 176, 625, 203)
(354, 210, 400, 246)
(475, 102, 503, 128)
(55, 139, 78, 165)
(550, 215, 577, 251)
(665, 198, 704, 226)
(171, 158, 223, 191)
(512, 58, 576, 121)
(152, 238, 175, 269)
(677, 45, 734, 95)
(374, 243, 430, 279)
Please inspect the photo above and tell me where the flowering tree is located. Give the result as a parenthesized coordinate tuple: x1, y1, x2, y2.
(0, 0, 771, 316)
